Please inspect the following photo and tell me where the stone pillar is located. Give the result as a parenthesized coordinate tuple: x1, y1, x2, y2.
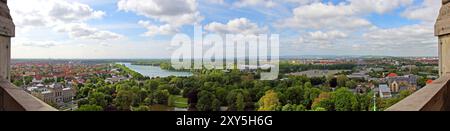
(436, 0, 450, 77)
(0, 0, 14, 81)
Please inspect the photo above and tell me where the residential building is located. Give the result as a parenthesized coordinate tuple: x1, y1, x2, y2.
(378, 84, 392, 98)
(29, 83, 75, 107)
(385, 73, 418, 93)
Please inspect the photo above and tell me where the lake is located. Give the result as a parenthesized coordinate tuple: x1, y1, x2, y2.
(119, 63, 192, 78)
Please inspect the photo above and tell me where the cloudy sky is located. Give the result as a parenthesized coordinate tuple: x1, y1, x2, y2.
(8, 0, 441, 59)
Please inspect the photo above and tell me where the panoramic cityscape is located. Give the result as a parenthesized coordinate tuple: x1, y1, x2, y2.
(1, 0, 449, 115)
(9, 57, 439, 111)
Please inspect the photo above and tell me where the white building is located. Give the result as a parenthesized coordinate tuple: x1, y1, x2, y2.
(30, 83, 76, 107)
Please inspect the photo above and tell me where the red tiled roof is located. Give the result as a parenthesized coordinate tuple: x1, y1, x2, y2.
(387, 73, 398, 77)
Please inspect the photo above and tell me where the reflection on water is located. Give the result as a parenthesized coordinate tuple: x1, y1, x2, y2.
(118, 63, 191, 111)
(119, 63, 192, 78)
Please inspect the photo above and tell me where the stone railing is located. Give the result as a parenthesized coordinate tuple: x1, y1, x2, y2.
(0, 0, 56, 111)
(0, 79, 57, 111)
(386, 74, 450, 111)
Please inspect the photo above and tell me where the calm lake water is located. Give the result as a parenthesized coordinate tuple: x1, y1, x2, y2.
(119, 63, 192, 78)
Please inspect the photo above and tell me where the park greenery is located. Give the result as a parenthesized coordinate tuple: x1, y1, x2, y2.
(132, 60, 182, 71)
(279, 62, 357, 73)
(74, 62, 412, 111)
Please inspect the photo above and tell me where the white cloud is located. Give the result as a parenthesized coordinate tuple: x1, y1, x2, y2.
(118, 0, 204, 37)
(297, 30, 348, 47)
(9, 0, 123, 41)
(9, 0, 105, 27)
(55, 23, 124, 41)
(12, 38, 173, 59)
(117, 0, 203, 27)
(283, 0, 321, 5)
(138, 20, 178, 37)
(349, 0, 413, 14)
(278, 2, 372, 30)
(316, 24, 438, 56)
(21, 41, 58, 48)
(48, 0, 105, 22)
(363, 24, 435, 46)
(278, 0, 413, 30)
(233, 0, 277, 8)
(8, 0, 442, 58)
(207, 0, 225, 4)
(233, 0, 320, 8)
(278, 0, 422, 55)
(402, 0, 441, 22)
(309, 30, 348, 40)
(205, 18, 268, 34)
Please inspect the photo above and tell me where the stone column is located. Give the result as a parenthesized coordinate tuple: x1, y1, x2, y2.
(436, 0, 450, 77)
(0, 0, 15, 81)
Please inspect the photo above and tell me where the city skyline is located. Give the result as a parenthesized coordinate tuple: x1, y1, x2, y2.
(9, 0, 441, 59)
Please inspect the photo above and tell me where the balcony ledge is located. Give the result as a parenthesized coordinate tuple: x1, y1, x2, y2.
(0, 79, 57, 111)
(386, 74, 450, 111)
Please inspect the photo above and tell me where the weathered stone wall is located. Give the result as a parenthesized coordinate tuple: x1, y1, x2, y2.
(0, 0, 13, 37)
(0, 0, 12, 81)
(0, 0, 57, 111)
(437, 1, 450, 76)
(0, 37, 10, 81)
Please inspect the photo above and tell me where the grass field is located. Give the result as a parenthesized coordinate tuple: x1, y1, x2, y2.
(170, 95, 188, 108)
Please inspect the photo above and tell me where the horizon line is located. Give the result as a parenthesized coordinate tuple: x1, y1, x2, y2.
(11, 55, 439, 60)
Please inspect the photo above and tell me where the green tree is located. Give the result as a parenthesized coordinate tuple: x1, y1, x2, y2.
(215, 88, 228, 105)
(303, 87, 321, 108)
(88, 92, 108, 108)
(144, 80, 159, 91)
(356, 93, 372, 111)
(257, 90, 280, 111)
(23, 76, 33, 85)
(226, 89, 249, 111)
(196, 91, 220, 111)
(312, 92, 327, 105)
(144, 96, 154, 105)
(295, 104, 306, 111)
(168, 95, 176, 107)
(131, 105, 150, 111)
(285, 86, 304, 104)
(169, 77, 184, 89)
(77, 99, 89, 107)
(282, 104, 295, 111)
(76, 105, 103, 111)
(153, 89, 170, 104)
(236, 93, 245, 111)
(304, 82, 312, 88)
(312, 107, 327, 111)
(113, 90, 135, 111)
(332, 88, 358, 111)
(345, 80, 357, 89)
(399, 90, 413, 99)
(13, 80, 23, 87)
(158, 84, 180, 95)
(336, 75, 349, 88)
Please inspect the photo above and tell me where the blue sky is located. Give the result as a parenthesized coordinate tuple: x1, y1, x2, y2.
(8, 0, 441, 59)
